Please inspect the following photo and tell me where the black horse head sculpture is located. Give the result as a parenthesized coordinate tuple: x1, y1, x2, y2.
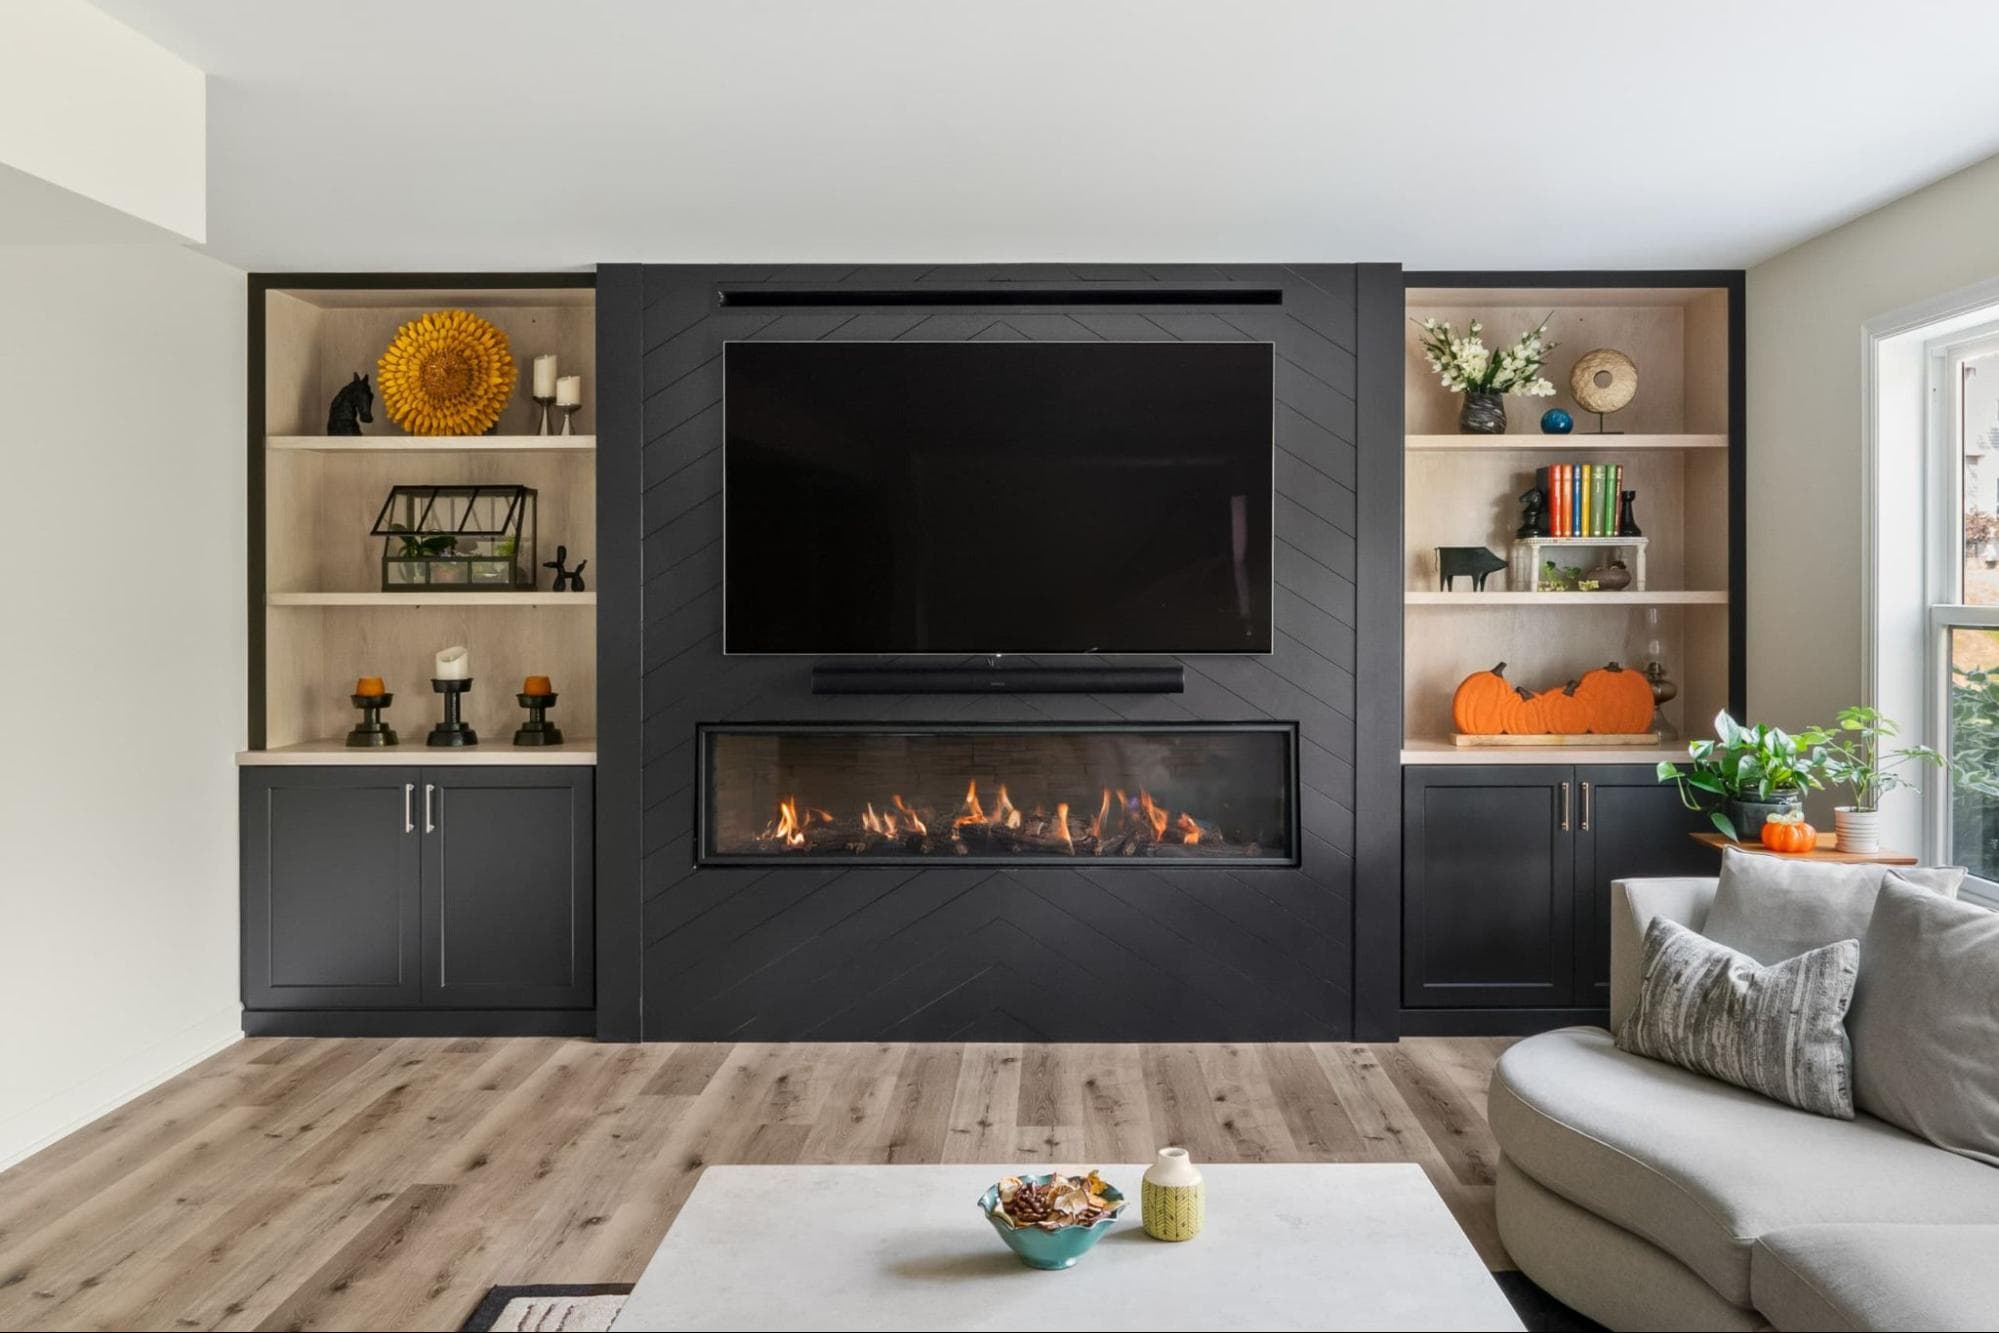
(327, 372, 374, 436)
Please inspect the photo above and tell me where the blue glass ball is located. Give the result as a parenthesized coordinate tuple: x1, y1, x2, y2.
(1540, 408, 1575, 435)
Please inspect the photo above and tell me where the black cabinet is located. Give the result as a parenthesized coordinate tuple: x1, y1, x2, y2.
(1403, 763, 1709, 1017)
(242, 765, 593, 1027)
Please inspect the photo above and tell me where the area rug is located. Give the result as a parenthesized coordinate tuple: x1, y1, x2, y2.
(464, 1274, 1596, 1331)
(461, 1284, 634, 1332)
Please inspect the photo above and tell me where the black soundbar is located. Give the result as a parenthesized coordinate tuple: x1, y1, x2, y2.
(811, 664, 1185, 695)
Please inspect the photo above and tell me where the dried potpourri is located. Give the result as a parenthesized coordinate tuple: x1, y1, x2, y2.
(989, 1170, 1125, 1231)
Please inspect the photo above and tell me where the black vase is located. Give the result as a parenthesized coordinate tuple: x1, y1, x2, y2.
(1459, 392, 1506, 434)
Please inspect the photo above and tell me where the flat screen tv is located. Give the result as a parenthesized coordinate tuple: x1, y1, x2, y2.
(723, 341, 1274, 654)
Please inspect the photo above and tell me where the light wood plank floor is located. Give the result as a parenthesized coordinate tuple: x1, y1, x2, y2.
(0, 1037, 1513, 1331)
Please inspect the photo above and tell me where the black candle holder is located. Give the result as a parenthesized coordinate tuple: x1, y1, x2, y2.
(514, 691, 564, 746)
(429, 678, 478, 747)
(345, 692, 398, 747)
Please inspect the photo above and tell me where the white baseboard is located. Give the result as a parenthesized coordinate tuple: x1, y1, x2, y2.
(0, 1008, 243, 1173)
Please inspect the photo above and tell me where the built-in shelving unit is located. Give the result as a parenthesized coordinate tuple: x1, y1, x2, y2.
(247, 277, 598, 761)
(1401, 277, 1741, 760)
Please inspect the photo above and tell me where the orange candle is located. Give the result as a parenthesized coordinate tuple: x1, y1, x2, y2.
(355, 676, 386, 697)
(523, 675, 553, 696)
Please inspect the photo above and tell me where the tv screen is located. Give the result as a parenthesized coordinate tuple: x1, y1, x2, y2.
(723, 341, 1274, 654)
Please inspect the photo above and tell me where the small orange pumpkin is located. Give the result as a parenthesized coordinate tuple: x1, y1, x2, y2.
(1760, 811, 1818, 854)
(1452, 663, 1518, 735)
(1574, 661, 1656, 734)
(1504, 685, 1545, 734)
(1528, 681, 1591, 735)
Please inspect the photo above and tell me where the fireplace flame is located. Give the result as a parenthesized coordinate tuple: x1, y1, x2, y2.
(953, 779, 987, 828)
(1088, 787, 1111, 840)
(1052, 801, 1073, 852)
(769, 796, 807, 847)
(1175, 812, 1202, 846)
(991, 784, 1022, 831)
(1139, 790, 1169, 842)
(893, 793, 927, 836)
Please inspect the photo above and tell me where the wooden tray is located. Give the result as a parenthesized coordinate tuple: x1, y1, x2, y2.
(1452, 732, 1662, 747)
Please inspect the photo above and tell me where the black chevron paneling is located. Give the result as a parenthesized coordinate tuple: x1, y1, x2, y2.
(634, 265, 1362, 1039)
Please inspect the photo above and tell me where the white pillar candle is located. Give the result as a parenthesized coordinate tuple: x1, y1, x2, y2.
(434, 645, 471, 680)
(532, 354, 558, 399)
(555, 374, 582, 407)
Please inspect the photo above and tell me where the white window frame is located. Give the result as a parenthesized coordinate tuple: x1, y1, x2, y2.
(1923, 321, 1999, 897)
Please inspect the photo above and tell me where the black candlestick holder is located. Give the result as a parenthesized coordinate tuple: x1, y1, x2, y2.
(429, 678, 478, 747)
(345, 693, 398, 747)
(513, 691, 563, 746)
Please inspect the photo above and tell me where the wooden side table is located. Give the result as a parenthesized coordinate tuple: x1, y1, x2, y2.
(1689, 831, 1916, 866)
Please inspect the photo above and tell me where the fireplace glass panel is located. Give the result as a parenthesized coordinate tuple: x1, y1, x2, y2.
(701, 725, 1296, 865)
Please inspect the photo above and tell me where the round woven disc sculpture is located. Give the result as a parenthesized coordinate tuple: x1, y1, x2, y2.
(377, 310, 518, 436)
(1569, 348, 1638, 416)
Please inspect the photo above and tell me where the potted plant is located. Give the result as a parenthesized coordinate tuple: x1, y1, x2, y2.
(1806, 707, 1945, 853)
(1657, 710, 1823, 841)
(1414, 315, 1557, 434)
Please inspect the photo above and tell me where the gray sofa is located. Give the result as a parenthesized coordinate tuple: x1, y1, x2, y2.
(1489, 876, 1999, 1331)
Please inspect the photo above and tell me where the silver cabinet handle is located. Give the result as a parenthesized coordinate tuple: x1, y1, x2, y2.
(424, 783, 436, 833)
(1560, 781, 1572, 832)
(404, 783, 414, 834)
(1580, 782, 1593, 832)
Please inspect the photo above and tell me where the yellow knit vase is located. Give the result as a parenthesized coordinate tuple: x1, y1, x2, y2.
(1141, 1146, 1204, 1241)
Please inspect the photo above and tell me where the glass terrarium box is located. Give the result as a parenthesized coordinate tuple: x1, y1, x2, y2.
(370, 484, 537, 591)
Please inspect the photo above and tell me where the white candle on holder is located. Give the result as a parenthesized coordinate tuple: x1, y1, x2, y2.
(555, 374, 582, 407)
(434, 646, 471, 681)
(532, 355, 558, 399)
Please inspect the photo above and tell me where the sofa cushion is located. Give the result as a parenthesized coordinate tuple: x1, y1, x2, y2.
(1705, 846, 1964, 965)
(1490, 1027, 1999, 1306)
(1849, 882, 1999, 1166)
(1618, 916, 1857, 1118)
(1753, 1223, 1999, 1331)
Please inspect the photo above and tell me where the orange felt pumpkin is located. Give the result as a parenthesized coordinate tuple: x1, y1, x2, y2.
(1504, 685, 1545, 734)
(1452, 663, 1518, 735)
(1530, 681, 1592, 734)
(1574, 661, 1656, 734)
(1760, 813, 1818, 854)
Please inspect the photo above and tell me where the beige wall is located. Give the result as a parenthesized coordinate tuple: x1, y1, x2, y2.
(1748, 151, 1999, 736)
(0, 243, 244, 1167)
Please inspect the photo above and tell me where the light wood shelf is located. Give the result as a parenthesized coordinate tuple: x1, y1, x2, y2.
(268, 434, 595, 454)
(268, 591, 596, 608)
(1405, 433, 1724, 452)
(238, 738, 597, 766)
(1405, 590, 1726, 607)
(1400, 737, 1689, 766)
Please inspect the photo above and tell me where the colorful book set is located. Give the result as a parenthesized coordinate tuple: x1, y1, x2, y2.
(1537, 463, 1624, 537)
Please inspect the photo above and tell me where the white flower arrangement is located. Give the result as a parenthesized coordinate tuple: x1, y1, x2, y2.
(1416, 315, 1557, 397)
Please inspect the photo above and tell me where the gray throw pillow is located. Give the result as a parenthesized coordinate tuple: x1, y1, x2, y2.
(1849, 881, 1999, 1166)
(1618, 915, 1858, 1118)
(1704, 847, 1965, 965)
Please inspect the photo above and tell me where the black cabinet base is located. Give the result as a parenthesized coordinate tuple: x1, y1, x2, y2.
(242, 1008, 597, 1038)
(1397, 1007, 1608, 1037)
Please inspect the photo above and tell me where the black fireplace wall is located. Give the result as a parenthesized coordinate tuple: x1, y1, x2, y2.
(597, 265, 1404, 1041)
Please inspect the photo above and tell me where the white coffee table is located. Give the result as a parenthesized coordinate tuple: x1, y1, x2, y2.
(612, 1163, 1522, 1331)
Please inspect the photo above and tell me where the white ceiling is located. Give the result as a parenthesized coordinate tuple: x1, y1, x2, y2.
(87, 0, 1999, 273)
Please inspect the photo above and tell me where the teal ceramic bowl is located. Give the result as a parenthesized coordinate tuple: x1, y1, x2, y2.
(978, 1174, 1126, 1270)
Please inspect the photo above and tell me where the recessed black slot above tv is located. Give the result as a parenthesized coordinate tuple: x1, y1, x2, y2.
(723, 341, 1275, 655)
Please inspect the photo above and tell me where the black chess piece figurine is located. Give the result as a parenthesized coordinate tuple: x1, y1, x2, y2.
(326, 372, 373, 435)
(1517, 485, 1550, 539)
(1616, 489, 1643, 537)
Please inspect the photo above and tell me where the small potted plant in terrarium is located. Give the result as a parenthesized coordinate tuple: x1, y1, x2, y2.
(370, 484, 536, 591)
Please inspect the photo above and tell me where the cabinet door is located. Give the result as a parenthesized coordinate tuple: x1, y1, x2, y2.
(421, 767, 594, 1010)
(241, 768, 423, 1009)
(1403, 766, 1575, 1008)
(1573, 765, 1718, 1005)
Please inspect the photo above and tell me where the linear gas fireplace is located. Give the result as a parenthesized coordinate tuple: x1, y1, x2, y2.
(698, 723, 1297, 866)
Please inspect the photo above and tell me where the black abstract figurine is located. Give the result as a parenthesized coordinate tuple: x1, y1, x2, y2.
(543, 545, 589, 592)
(1517, 485, 1550, 539)
(1616, 489, 1643, 537)
(327, 372, 373, 435)
(1437, 546, 1508, 591)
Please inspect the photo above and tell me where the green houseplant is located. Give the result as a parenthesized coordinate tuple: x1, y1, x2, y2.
(1657, 710, 1823, 841)
(1806, 706, 1945, 853)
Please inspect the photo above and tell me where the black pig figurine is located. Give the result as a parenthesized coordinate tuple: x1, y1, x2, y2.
(1437, 546, 1508, 592)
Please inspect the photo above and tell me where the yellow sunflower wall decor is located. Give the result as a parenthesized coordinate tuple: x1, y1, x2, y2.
(376, 310, 519, 436)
